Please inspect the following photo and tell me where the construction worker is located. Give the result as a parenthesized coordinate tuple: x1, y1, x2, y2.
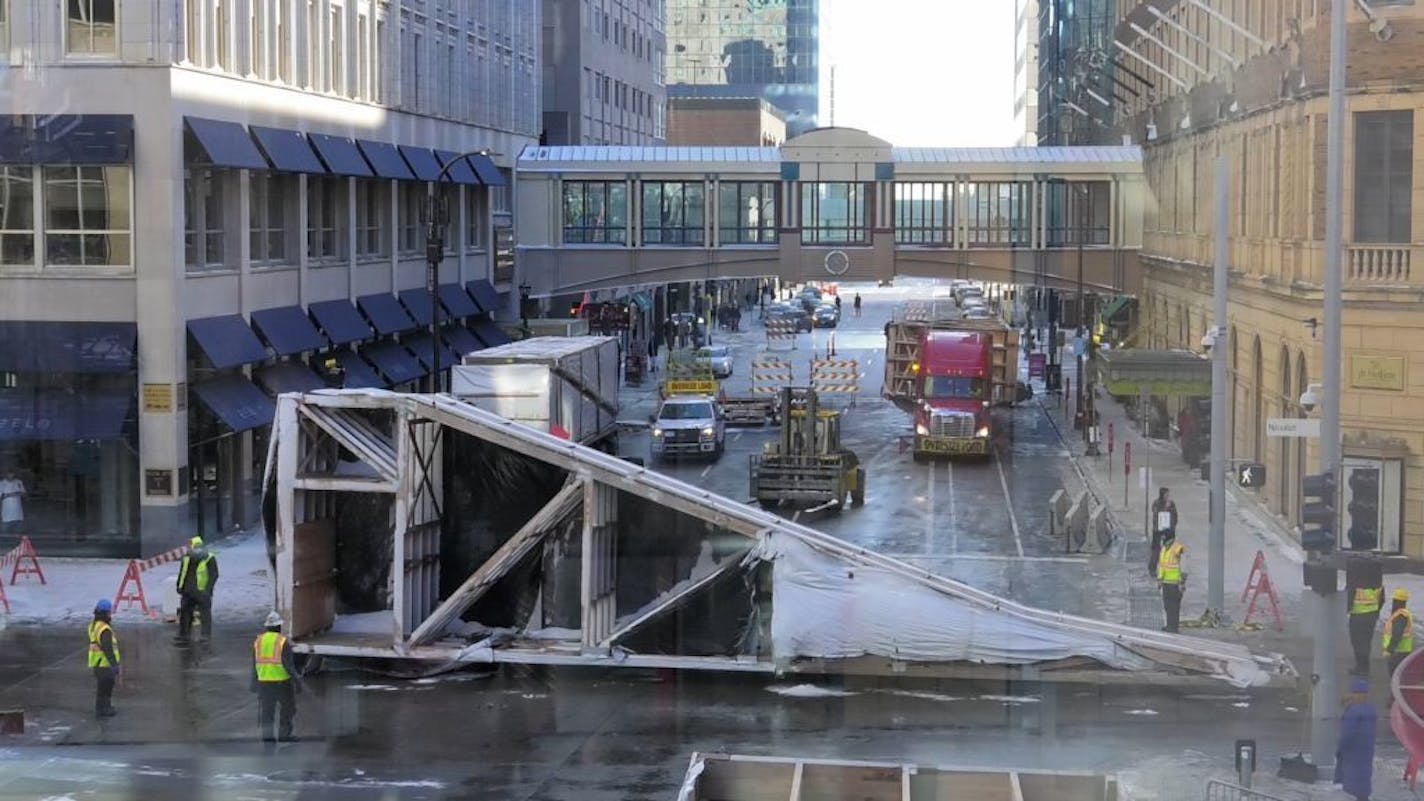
(1383, 588, 1415, 677)
(175, 536, 219, 644)
(1346, 569, 1384, 675)
(88, 599, 120, 717)
(1157, 528, 1185, 633)
(252, 610, 300, 742)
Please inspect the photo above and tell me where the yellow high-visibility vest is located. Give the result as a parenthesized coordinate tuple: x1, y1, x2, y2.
(253, 631, 292, 683)
(1158, 543, 1184, 585)
(87, 620, 119, 669)
(1384, 609, 1415, 655)
(179, 553, 213, 593)
(1351, 587, 1382, 615)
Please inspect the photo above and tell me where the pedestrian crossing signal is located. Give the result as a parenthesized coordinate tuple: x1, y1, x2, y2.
(1237, 462, 1267, 489)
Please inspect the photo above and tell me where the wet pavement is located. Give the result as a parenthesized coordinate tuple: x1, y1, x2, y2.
(0, 284, 1412, 799)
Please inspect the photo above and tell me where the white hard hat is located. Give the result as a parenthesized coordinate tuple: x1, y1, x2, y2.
(264, 610, 283, 628)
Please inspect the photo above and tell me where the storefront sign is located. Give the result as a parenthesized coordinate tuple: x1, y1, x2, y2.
(145, 469, 174, 497)
(142, 383, 173, 413)
(1350, 355, 1405, 391)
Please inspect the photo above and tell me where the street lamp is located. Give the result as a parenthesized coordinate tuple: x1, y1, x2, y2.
(425, 149, 498, 393)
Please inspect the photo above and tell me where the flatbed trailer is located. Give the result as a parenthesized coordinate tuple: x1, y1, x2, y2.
(719, 393, 778, 426)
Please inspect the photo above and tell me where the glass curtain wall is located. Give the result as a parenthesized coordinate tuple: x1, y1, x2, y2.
(894, 182, 953, 244)
(718, 181, 777, 244)
(965, 181, 1032, 246)
(800, 182, 867, 244)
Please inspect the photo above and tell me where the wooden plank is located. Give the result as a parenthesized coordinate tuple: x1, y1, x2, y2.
(789, 761, 804, 801)
(294, 475, 399, 493)
(901, 766, 912, 801)
(600, 548, 751, 648)
(1009, 772, 1025, 801)
(406, 480, 583, 646)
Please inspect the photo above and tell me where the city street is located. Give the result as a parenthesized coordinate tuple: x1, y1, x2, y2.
(0, 285, 1413, 800)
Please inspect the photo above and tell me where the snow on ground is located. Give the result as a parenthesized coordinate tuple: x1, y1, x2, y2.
(0, 527, 273, 626)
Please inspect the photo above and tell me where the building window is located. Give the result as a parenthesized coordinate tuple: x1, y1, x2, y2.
(306, 176, 345, 261)
(801, 182, 867, 245)
(894, 182, 952, 245)
(465, 185, 486, 250)
(184, 168, 226, 271)
(355, 180, 387, 258)
(185, 0, 201, 63)
(214, 0, 230, 69)
(1045, 181, 1111, 246)
(562, 180, 628, 244)
(398, 181, 424, 254)
(44, 167, 131, 267)
(329, 5, 344, 95)
(718, 182, 777, 244)
(249, 171, 290, 264)
(357, 12, 370, 99)
(0, 2, 8, 51)
(1353, 110, 1413, 243)
(276, 0, 292, 82)
(67, 0, 118, 55)
(0, 167, 35, 266)
(965, 181, 1032, 246)
(641, 181, 705, 245)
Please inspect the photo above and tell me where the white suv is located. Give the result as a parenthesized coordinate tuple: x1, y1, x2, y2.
(651, 396, 725, 461)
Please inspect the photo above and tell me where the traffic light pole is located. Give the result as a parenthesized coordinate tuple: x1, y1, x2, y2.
(1207, 155, 1227, 616)
(1311, 0, 1347, 769)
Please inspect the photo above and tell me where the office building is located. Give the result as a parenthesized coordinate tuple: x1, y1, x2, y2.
(0, 1, 539, 555)
(666, 97, 786, 146)
(665, 0, 819, 136)
(1014, 0, 1039, 146)
(1036, 0, 1118, 145)
(542, 0, 667, 145)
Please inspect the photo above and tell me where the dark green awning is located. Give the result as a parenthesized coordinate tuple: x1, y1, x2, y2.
(1100, 295, 1131, 322)
(1099, 349, 1211, 396)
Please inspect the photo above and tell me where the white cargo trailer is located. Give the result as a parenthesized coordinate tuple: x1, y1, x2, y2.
(450, 336, 620, 446)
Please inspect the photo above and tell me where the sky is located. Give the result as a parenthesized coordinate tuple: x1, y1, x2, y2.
(818, 0, 1021, 147)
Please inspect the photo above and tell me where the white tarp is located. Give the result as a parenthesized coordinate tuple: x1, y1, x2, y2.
(760, 534, 1154, 672)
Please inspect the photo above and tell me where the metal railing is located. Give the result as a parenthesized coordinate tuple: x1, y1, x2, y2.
(1203, 780, 1288, 801)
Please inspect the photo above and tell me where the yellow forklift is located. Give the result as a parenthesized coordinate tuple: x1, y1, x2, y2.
(749, 387, 865, 512)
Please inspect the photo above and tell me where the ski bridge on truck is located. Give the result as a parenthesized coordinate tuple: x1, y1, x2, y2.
(514, 127, 1147, 297)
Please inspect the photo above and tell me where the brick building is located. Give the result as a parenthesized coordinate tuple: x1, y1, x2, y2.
(1112, 1, 1424, 555)
(665, 97, 787, 146)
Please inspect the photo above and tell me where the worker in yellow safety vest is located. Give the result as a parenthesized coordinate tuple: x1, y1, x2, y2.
(251, 610, 300, 742)
(1382, 588, 1415, 677)
(175, 536, 219, 645)
(1156, 529, 1185, 633)
(1346, 570, 1384, 676)
(88, 598, 120, 717)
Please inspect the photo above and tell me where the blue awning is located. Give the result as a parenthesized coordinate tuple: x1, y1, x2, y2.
(356, 294, 417, 336)
(250, 306, 324, 356)
(469, 154, 506, 186)
(184, 117, 268, 170)
(309, 133, 374, 177)
(399, 287, 440, 327)
(0, 114, 134, 165)
(308, 299, 371, 345)
(0, 321, 136, 374)
(362, 341, 426, 385)
(433, 150, 479, 184)
(256, 362, 325, 395)
(399, 146, 443, 181)
(465, 280, 501, 314)
(357, 139, 415, 180)
(0, 389, 132, 442)
(250, 126, 327, 174)
(473, 320, 512, 347)
(438, 284, 478, 319)
(192, 374, 275, 433)
(404, 333, 459, 370)
(445, 326, 483, 357)
(187, 315, 269, 369)
(334, 351, 385, 389)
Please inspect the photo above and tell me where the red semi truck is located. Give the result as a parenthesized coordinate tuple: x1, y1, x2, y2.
(884, 310, 1020, 460)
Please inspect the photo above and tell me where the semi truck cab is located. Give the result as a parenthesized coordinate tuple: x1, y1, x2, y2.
(912, 331, 993, 459)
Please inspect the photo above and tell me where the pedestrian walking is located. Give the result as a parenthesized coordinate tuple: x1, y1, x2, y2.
(175, 536, 219, 644)
(852, 293, 862, 317)
(0, 467, 25, 544)
(88, 599, 120, 717)
(834, 294, 842, 312)
(1157, 528, 1184, 633)
(252, 610, 301, 742)
(1148, 488, 1178, 576)
(1334, 677, 1377, 801)
(1383, 588, 1414, 677)
(1346, 569, 1384, 675)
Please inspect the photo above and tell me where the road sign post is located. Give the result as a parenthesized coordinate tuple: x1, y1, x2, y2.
(1124, 441, 1131, 508)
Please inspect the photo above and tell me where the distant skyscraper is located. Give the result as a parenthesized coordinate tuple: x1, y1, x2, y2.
(1014, 0, 1039, 146)
(1036, 0, 1117, 145)
(665, 0, 820, 136)
(542, 0, 668, 145)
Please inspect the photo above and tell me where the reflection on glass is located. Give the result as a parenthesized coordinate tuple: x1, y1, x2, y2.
(801, 181, 865, 244)
(563, 181, 628, 244)
(718, 181, 777, 244)
(44, 167, 130, 266)
(67, 0, 117, 54)
(0, 167, 35, 265)
(642, 181, 705, 245)
(925, 376, 984, 399)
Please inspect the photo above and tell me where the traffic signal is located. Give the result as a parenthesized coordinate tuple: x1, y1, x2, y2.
(1346, 467, 1381, 551)
(1238, 463, 1267, 489)
(1301, 472, 1337, 553)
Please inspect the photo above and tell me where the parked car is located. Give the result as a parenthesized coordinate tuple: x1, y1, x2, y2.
(696, 345, 734, 378)
(812, 304, 840, 328)
(963, 308, 995, 321)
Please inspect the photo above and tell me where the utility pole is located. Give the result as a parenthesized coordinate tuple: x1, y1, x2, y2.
(1208, 156, 1228, 615)
(1311, 0, 1347, 768)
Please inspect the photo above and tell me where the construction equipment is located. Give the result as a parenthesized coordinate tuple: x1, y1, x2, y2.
(749, 387, 865, 512)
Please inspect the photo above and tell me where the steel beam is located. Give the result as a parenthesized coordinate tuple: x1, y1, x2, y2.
(1114, 41, 1190, 91)
(599, 547, 754, 648)
(581, 478, 619, 649)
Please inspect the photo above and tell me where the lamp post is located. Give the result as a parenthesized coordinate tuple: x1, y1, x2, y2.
(426, 149, 498, 393)
(518, 282, 532, 338)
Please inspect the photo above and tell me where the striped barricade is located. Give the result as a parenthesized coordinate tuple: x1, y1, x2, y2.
(113, 543, 191, 619)
(750, 356, 794, 395)
(0, 536, 45, 585)
(810, 359, 861, 395)
(765, 319, 797, 349)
